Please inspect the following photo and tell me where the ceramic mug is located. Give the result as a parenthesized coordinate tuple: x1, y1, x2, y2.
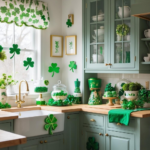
(144, 29, 150, 38)
(144, 57, 149, 62)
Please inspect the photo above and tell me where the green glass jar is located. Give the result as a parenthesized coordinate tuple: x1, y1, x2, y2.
(88, 78, 101, 90)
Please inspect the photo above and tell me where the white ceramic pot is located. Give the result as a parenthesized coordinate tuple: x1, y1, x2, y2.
(117, 35, 122, 41)
(94, 26, 104, 36)
(126, 35, 130, 41)
(144, 29, 150, 38)
(118, 6, 131, 18)
(0, 89, 7, 104)
(7, 85, 15, 95)
(92, 54, 104, 63)
(124, 91, 138, 101)
(144, 57, 149, 62)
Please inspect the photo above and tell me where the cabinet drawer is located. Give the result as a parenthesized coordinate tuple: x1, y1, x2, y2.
(106, 116, 137, 132)
(82, 113, 104, 127)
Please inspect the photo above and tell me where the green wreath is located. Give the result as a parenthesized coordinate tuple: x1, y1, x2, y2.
(116, 24, 130, 36)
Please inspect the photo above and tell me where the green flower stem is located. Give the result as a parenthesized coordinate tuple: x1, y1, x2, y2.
(26, 65, 29, 70)
(10, 53, 15, 59)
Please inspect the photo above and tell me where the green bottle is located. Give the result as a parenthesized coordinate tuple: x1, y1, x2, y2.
(73, 79, 82, 104)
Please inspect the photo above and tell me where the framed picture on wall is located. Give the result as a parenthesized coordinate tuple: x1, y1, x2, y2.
(65, 35, 77, 55)
(50, 35, 63, 57)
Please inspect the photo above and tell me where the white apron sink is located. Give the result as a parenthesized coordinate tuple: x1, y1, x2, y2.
(13, 110, 65, 137)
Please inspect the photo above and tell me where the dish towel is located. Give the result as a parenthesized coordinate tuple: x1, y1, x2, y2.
(108, 108, 150, 126)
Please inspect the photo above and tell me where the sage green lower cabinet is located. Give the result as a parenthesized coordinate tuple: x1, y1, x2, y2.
(0, 120, 13, 132)
(64, 113, 80, 150)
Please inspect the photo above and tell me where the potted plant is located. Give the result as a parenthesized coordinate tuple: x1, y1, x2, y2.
(122, 82, 142, 101)
(116, 24, 130, 41)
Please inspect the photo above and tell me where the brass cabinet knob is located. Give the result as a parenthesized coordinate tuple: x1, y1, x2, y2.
(117, 123, 123, 126)
(105, 133, 109, 136)
(108, 63, 112, 66)
(67, 116, 70, 119)
(90, 119, 95, 122)
(44, 140, 47, 143)
(40, 141, 43, 144)
(105, 63, 109, 66)
(99, 133, 103, 136)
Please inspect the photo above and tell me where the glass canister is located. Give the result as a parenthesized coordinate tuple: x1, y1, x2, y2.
(51, 80, 68, 101)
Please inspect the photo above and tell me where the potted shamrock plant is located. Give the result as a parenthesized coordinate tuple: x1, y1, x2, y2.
(122, 82, 142, 101)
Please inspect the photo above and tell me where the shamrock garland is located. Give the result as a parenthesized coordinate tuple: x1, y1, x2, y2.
(9, 44, 21, 59)
(23, 57, 34, 70)
(48, 63, 60, 77)
(66, 19, 72, 28)
(69, 61, 77, 72)
(44, 114, 58, 135)
(86, 137, 99, 150)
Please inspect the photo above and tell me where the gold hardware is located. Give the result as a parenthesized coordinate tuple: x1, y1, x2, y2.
(108, 63, 112, 66)
(99, 133, 103, 136)
(105, 63, 109, 66)
(44, 140, 47, 143)
(40, 141, 43, 144)
(117, 123, 123, 126)
(135, 56, 136, 61)
(19, 112, 21, 116)
(67, 116, 70, 119)
(90, 119, 95, 122)
(86, 57, 87, 62)
(15, 80, 29, 108)
(105, 133, 109, 136)
(146, 81, 149, 90)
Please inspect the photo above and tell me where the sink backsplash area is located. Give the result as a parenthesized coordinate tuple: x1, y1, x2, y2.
(98, 73, 150, 94)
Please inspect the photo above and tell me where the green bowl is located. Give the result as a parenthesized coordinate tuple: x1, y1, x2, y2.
(88, 78, 101, 89)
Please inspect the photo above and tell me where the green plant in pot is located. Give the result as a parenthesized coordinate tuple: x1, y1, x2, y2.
(122, 82, 142, 101)
(103, 83, 116, 97)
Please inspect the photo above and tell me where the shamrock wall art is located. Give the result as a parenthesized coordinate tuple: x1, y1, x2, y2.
(23, 57, 34, 70)
(48, 63, 60, 77)
(66, 14, 74, 28)
(9, 44, 21, 59)
(69, 61, 77, 72)
(44, 114, 58, 135)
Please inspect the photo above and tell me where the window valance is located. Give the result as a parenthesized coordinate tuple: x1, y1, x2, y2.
(0, 0, 50, 30)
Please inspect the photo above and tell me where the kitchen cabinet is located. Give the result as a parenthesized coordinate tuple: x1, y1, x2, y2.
(0, 120, 13, 132)
(84, 0, 150, 73)
(64, 113, 80, 150)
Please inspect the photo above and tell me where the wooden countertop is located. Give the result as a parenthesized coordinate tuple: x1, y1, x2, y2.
(0, 130, 26, 149)
(1, 104, 150, 118)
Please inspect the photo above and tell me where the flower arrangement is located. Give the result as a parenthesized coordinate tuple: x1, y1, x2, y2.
(103, 83, 117, 97)
(122, 82, 142, 91)
(116, 24, 130, 36)
(0, 74, 18, 89)
(0, 102, 11, 109)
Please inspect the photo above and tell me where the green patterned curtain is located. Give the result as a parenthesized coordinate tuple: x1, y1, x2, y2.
(0, 0, 50, 30)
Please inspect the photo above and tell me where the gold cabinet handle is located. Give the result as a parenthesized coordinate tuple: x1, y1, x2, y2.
(105, 63, 109, 66)
(117, 123, 123, 126)
(99, 133, 103, 136)
(67, 116, 70, 119)
(90, 119, 95, 122)
(105, 133, 109, 136)
(44, 140, 47, 143)
(108, 63, 112, 66)
(40, 141, 43, 144)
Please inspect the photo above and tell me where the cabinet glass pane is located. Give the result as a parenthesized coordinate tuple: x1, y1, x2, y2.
(123, 20, 131, 41)
(90, 45, 97, 63)
(123, 42, 130, 63)
(97, 44, 104, 63)
(90, 2, 97, 23)
(115, 43, 123, 63)
(97, 0, 104, 21)
(115, 0, 122, 19)
(97, 23, 104, 43)
(91, 24, 97, 43)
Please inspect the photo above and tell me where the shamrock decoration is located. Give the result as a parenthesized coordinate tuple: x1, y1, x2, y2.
(44, 114, 58, 135)
(86, 137, 99, 150)
(23, 57, 34, 70)
(41, 15, 46, 21)
(9, 44, 21, 59)
(66, 19, 72, 28)
(0, 45, 3, 52)
(69, 61, 77, 72)
(48, 63, 60, 77)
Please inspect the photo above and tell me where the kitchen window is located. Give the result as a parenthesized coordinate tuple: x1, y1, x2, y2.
(0, 22, 40, 81)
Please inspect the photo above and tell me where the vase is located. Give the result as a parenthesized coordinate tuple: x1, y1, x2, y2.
(0, 89, 7, 104)
(88, 78, 101, 90)
(7, 85, 15, 95)
(116, 53, 121, 63)
(126, 51, 130, 63)
(124, 91, 138, 101)
(144, 29, 150, 38)
(117, 35, 122, 41)
(118, 6, 131, 18)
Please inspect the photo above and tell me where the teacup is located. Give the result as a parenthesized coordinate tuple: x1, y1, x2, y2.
(144, 57, 149, 62)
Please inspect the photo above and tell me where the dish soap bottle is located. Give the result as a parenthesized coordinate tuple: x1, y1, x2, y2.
(73, 79, 82, 104)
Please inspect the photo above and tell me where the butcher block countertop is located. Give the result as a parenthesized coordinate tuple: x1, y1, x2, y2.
(0, 130, 26, 149)
(1, 104, 150, 119)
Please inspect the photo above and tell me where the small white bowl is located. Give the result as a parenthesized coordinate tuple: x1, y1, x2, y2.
(144, 57, 150, 62)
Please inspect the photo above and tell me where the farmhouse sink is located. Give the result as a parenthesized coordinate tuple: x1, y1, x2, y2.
(13, 110, 65, 137)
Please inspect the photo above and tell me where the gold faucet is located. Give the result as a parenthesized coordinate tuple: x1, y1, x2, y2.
(15, 80, 29, 108)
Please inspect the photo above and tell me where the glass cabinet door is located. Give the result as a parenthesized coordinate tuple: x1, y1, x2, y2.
(86, 0, 109, 69)
(110, 0, 135, 69)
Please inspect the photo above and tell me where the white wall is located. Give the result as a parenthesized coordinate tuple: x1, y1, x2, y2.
(61, 0, 83, 94)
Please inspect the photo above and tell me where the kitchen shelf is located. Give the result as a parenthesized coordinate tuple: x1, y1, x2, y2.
(90, 42, 104, 45)
(90, 21, 104, 24)
(115, 17, 131, 21)
(141, 62, 150, 64)
(115, 41, 130, 43)
(141, 38, 150, 41)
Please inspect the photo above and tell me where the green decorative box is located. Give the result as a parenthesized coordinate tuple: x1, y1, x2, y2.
(88, 78, 101, 89)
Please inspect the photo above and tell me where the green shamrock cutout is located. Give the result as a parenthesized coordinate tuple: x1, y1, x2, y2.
(48, 63, 60, 77)
(0, 45, 3, 52)
(41, 15, 46, 21)
(86, 137, 99, 150)
(9, 44, 21, 59)
(66, 19, 72, 27)
(44, 114, 58, 135)
(69, 61, 77, 72)
(23, 57, 34, 70)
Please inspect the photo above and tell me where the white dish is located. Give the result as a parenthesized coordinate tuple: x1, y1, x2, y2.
(144, 56, 149, 62)
(92, 15, 104, 22)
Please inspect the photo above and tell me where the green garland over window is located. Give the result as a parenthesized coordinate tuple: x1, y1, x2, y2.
(0, 0, 50, 30)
